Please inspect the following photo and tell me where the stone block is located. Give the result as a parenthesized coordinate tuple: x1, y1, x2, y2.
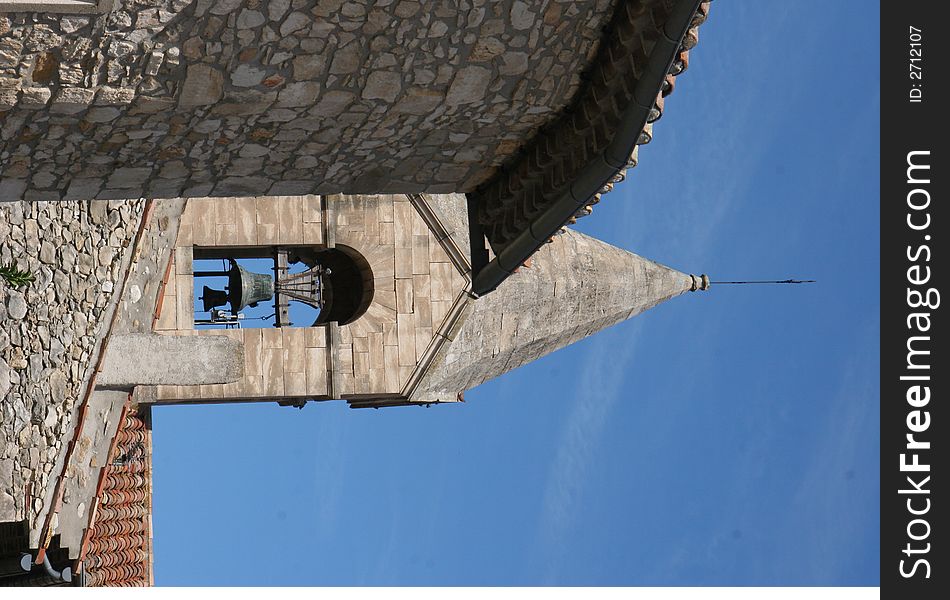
(392, 87, 443, 115)
(414, 292, 432, 328)
(303, 195, 322, 223)
(215, 223, 238, 246)
(393, 201, 414, 248)
(378, 221, 395, 245)
(382, 321, 397, 347)
(175, 246, 193, 276)
(431, 300, 449, 329)
(430, 262, 457, 303)
(255, 197, 280, 245)
(277, 81, 320, 108)
(395, 278, 413, 315)
(179, 64, 224, 108)
(242, 329, 263, 377)
(262, 348, 284, 396)
(394, 247, 412, 279)
(175, 274, 193, 330)
(368, 367, 386, 393)
(98, 334, 244, 387)
(311, 89, 355, 117)
(303, 221, 324, 245)
(411, 235, 430, 275)
(396, 313, 416, 367)
(284, 371, 307, 397)
(352, 334, 369, 354)
(0, 178, 27, 202)
(305, 326, 328, 348)
(337, 344, 354, 376)
(154, 290, 178, 332)
(261, 327, 283, 349)
(446, 66, 491, 106)
(353, 351, 369, 379)
(234, 197, 259, 245)
(377, 195, 395, 223)
(176, 223, 194, 247)
(383, 344, 399, 391)
(277, 195, 305, 244)
(374, 273, 396, 292)
(190, 199, 217, 246)
(50, 87, 95, 114)
(367, 331, 384, 369)
(281, 328, 308, 373)
(213, 198, 237, 227)
(362, 71, 402, 103)
(415, 326, 432, 362)
(305, 347, 328, 395)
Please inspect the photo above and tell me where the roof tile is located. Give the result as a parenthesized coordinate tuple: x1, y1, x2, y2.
(81, 410, 152, 587)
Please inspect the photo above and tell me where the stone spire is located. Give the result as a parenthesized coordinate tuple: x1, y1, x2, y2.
(412, 228, 707, 402)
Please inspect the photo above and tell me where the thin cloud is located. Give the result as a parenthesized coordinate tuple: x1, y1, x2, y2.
(782, 319, 880, 582)
(308, 407, 349, 537)
(532, 323, 643, 583)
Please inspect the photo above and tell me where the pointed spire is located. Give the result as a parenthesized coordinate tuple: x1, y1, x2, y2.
(412, 229, 705, 402)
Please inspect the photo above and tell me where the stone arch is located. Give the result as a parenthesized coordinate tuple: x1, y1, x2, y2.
(299, 245, 374, 327)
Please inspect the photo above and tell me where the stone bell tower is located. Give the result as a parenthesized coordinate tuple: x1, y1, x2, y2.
(145, 193, 473, 407)
(134, 192, 707, 409)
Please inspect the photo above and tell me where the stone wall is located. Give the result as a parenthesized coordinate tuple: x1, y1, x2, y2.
(0, 200, 143, 525)
(152, 193, 468, 404)
(1, 0, 618, 202)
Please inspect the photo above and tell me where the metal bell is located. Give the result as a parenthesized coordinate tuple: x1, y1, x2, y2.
(228, 263, 274, 312)
(200, 286, 229, 313)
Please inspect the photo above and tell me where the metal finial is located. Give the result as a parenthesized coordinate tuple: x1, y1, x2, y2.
(710, 279, 816, 285)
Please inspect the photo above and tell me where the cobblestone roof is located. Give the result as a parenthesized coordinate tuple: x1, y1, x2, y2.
(0, 200, 144, 533)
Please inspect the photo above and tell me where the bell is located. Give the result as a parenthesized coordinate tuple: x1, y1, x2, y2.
(201, 286, 229, 313)
(227, 262, 274, 313)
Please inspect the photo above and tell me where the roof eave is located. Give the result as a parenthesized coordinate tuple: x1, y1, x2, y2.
(471, 0, 708, 296)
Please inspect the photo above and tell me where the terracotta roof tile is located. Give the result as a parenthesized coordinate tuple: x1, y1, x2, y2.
(557, 0, 712, 240)
(80, 410, 152, 587)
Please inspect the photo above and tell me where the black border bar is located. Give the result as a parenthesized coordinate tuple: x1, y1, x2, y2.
(881, 1, 945, 596)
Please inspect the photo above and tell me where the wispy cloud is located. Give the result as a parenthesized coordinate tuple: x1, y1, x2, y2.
(780, 318, 880, 582)
(531, 322, 643, 583)
(307, 408, 349, 538)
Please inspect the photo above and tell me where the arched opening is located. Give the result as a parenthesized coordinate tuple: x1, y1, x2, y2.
(289, 245, 374, 326)
(190, 245, 373, 329)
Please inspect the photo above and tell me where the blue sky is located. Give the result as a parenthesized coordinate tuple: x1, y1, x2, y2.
(152, 1, 880, 586)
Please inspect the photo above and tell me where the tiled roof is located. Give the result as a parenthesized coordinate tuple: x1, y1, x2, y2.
(566, 1, 710, 227)
(79, 409, 153, 587)
(470, 0, 712, 294)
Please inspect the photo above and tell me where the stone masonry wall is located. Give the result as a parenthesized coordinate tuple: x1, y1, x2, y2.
(1, 0, 618, 201)
(0, 200, 143, 526)
(152, 193, 467, 404)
